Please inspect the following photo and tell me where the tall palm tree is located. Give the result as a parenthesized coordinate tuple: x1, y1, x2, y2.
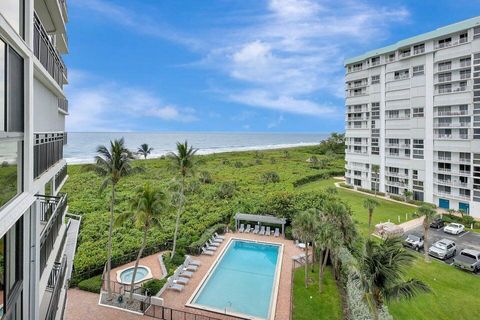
(292, 209, 319, 287)
(316, 221, 342, 292)
(357, 237, 430, 317)
(137, 143, 153, 159)
(363, 198, 380, 228)
(417, 205, 437, 262)
(115, 183, 169, 303)
(167, 141, 197, 259)
(95, 138, 135, 300)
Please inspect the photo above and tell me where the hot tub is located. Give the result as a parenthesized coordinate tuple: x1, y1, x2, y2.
(116, 265, 153, 284)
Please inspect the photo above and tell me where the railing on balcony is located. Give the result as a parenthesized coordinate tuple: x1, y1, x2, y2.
(34, 132, 65, 179)
(58, 98, 68, 113)
(39, 193, 68, 276)
(55, 165, 67, 190)
(45, 255, 67, 320)
(33, 12, 67, 87)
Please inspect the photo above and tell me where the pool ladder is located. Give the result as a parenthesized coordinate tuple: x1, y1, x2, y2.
(225, 301, 232, 314)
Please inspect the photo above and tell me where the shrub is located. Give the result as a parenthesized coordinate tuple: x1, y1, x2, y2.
(1, 161, 8, 167)
(216, 182, 236, 199)
(162, 252, 186, 276)
(187, 223, 226, 255)
(270, 157, 276, 164)
(142, 279, 166, 296)
(357, 187, 385, 197)
(199, 171, 213, 184)
(255, 159, 262, 165)
(389, 195, 405, 202)
(233, 161, 243, 168)
(292, 170, 343, 187)
(78, 275, 102, 293)
(339, 182, 354, 189)
(221, 159, 230, 165)
(261, 171, 280, 184)
(284, 226, 293, 240)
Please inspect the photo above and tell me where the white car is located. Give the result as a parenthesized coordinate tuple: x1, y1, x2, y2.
(443, 223, 465, 235)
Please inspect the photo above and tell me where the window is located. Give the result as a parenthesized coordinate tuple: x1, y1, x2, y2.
(475, 27, 480, 39)
(394, 69, 409, 80)
(371, 75, 380, 84)
(459, 32, 468, 44)
(460, 69, 471, 80)
(438, 72, 452, 82)
(438, 61, 451, 71)
(438, 83, 452, 94)
(437, 37, 452, 48)
(0, 0, 24, 36)
(412, 108, 424, 117)
(371, 56, 380, 66)
(399, 48, 411, 58)
(412, 65, 424, 76)
(387, 110, 399, 119)
(460, 57, 471, 67)
(387, 53, 395, 62)
(413, 44, 425, 54)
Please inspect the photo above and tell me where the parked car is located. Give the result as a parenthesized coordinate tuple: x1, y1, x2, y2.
(403, 234, 424, 251)
(430, 216, 445, 229)
(453, 249, 480, 273)
(428, 239, 456, 260)
(444, 223, 465, 235)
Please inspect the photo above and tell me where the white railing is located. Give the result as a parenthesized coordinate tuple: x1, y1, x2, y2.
(394, 74, 409, 80)
(434, 122, 471, 128)
(435, 38, 467, 50)
(435, 110, 469, 116)
(414, 48, 425, 55)
(438, 64, 451, 71)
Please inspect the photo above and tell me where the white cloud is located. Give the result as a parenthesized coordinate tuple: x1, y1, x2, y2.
(66, 70, 197, 132)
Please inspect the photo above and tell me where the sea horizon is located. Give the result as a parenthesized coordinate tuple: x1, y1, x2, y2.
(64, 131, 331, 164)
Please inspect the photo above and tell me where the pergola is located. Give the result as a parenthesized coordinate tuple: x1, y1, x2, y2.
(234, 212, 287, 237)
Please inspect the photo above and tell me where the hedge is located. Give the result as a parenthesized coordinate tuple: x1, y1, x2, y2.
(339, 182, 354, 189)
(357, 188, 386, 197)
(78, 275, 103, 293)
(187, 223, 226, 255)
(292, 170, 344, 187)
(142, 279, 166, 296)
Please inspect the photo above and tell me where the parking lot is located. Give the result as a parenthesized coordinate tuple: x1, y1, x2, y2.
(406, 225, 480, 268)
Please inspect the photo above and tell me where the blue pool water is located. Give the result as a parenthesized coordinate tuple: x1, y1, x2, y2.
(192, 240, 280, 319)
(120, 266, 149, 283)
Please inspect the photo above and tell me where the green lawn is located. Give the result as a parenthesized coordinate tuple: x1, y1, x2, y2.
(388, 256, 480, 320)
(299, 178, 417, 236)
(292, 265, 343, 320)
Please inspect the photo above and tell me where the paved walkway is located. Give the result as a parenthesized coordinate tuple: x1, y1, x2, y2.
(65, 216, 81, 279)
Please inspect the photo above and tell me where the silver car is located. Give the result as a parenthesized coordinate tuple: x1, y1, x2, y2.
(428, 239, 456, 260)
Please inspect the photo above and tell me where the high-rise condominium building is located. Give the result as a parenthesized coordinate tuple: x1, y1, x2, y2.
(344, 17, 480, 218)
(0, 1, 71, 319)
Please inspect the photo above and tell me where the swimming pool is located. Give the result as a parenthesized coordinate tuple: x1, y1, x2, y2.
(188, 239, 282, 319)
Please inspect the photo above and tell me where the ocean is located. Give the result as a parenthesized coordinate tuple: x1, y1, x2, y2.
(64, 132, 329, 164)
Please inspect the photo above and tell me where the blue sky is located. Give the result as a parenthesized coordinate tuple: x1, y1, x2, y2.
(66, 0, 480, 132)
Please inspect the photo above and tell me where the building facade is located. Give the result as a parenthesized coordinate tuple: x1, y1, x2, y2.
(0, 0, 70, 319)
(344, 17, 480, 218)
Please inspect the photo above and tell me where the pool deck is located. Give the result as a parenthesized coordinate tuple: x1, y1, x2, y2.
(160, 232, 302, 320)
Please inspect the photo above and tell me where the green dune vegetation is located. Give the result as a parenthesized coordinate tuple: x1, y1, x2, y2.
(64, 134, 480, 319)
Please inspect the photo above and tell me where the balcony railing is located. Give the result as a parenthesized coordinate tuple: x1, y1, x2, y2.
(45, 255, 67, 320)
(434, 122, 471, 128)
(55, 165, 68, 190)
(33, 12, 67, 87)
(34, 132, 65, 179)
(58, 98, 68, 113)
(39, 193, 68, 276)
(434, 134, 471, 140)
(435, 110, 469, 116)
(438, 64, 451, 72)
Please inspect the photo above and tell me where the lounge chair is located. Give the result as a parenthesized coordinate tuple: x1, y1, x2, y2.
(205, 244, 217, 251)
(214, 232, 226, 240)
(292, 253, 306, 263)
(259, 226, 266, 235)
(266, 226, 271, 235)
(180, 270, 194, 278)
(239, 224, 245, 233)
(253, 225, 260, 234)
(168, 278, 184, 291)
(295, 240, 306, 249)
(211, 236, 222, 243)
(202, 247, 214, 256)
(208, 239, 220, 247)
(245, 224, 252, 233)
(174, 276, 190, 285)
(274, 228, 280, 237)
(186, 256, 201, 266)
(183, 264, 198, 272)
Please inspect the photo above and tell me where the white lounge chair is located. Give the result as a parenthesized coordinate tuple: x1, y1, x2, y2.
(174, 276, 190, 285)
(266, 226, 271, 235)
(274, 228, 280, 237)
(295, 240, 306, 249)
(168, 278, 184, 291)
(186, 256, 201, 266)
(205, 244, 217, 251)
(202, 247, 214, 256)
(292, 253, 306, 262)
(253, 225, 260, 234)
(211, 236, 222, 243)
(259, 226, 266, 235)
(180, 270, 194, 278)
(214, 232, 226, 240)
(245, 224, 252, 233)
(239, 224, 245, 233)
(183, 264, 198, 272)
(208, 239, 220, 247)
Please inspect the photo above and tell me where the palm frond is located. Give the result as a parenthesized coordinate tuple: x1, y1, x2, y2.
(384, 279, 431, 302)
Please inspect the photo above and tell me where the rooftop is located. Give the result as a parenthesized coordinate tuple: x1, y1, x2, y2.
(345, 16, 480, 65)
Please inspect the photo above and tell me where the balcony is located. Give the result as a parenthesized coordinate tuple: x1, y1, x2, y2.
(435, 85, 469, 94)
(385, 171, 409, 178)
(438, 64, 452, 72)
(434, 110, 469, 116)
(33, 13, 67, 88)
(58, 98, 68, 113)
(434, 133, 471, 140)
(38, 193, 68, 276)
(55, 165, 68, 190)
(434, 122, 471, 128)
(394, 74, 409, 80)
(34, 132, 66, 179)
(435, 191, 471, 201)
(434, 38, 467, 50)
(385, 180, 408, 188)
(45, 255, 67, 320)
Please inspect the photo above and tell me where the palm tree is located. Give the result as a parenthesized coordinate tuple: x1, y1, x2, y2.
(292, 209, 319, 287)
(357, 237, 430, 317)
(137, 143, 153, 159)
(167, 141, 197, 259)
(116, 183, 169, 302)
(316, 221, 342, 292)
(95, 138, 135, 300)
(403, 190, 413, 202)
(416, 205, 437, 262)
(363, 198, 379, 229)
